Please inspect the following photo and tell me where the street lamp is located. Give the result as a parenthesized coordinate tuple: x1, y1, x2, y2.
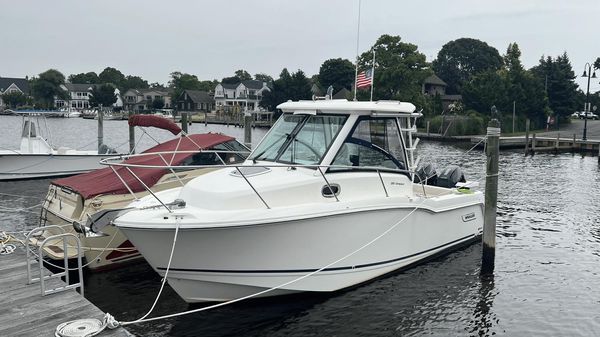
(581, 63, 597, 141)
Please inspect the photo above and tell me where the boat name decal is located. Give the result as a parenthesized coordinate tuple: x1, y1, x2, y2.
(462, 212, 476, 222)
(390, 181, 404, 186)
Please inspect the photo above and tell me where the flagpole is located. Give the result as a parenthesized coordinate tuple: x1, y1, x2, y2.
(370, 49, 375, 101)
(353, 0, 361, 101)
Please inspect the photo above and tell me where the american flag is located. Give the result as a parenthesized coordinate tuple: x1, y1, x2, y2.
(356, 69, 373, 89)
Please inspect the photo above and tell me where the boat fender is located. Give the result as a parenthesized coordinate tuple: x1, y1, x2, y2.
(413, 162, 437, 185)
(435, 165, 466, 188)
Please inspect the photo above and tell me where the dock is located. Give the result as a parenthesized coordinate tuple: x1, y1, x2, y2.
(0, 246, 131, 337)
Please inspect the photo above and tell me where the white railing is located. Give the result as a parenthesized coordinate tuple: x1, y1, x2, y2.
(99, 150, 415, 212)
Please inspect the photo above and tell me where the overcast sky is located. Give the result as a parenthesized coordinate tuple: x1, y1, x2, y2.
(1, 0, 599, 91)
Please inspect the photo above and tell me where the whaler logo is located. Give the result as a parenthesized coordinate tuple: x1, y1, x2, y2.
(462, 213, 476, 222)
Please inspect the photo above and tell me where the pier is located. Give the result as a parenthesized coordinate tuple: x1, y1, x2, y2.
(0, 246, 131, 336)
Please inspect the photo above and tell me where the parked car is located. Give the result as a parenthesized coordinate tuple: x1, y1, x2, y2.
(571, 111, 582, 119)
(579, 112, 598, 120)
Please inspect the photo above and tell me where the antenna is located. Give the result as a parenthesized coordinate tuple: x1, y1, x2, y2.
(353, 0, 361, 101)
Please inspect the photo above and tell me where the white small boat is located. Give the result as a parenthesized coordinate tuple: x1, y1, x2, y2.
(0, 112, 119, 181)
(38, 115, 249, 270)
(112, 99, 484, 303)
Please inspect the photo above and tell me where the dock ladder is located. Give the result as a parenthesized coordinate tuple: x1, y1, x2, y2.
(25, 226, 84, 297)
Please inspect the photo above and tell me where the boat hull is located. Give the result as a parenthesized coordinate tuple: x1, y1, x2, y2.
(119, 203, 483, 302)
(0, 153, 114, 181)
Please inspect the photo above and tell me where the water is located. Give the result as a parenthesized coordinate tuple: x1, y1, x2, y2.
(1, 117, 600, 336)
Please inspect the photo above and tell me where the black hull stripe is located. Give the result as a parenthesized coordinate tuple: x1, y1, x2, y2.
(157, 234, 476, 274)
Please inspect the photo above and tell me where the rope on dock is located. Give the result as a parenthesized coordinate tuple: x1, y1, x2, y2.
(55, 313, 119, 337)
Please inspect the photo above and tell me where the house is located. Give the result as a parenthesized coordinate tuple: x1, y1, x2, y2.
(54, 83, 123, 110)
(122, 88, 172, 112)
(175, 90, 214, 112)
(55, 83, 94, 109)
(0, 77, 30, 108)
(214, 80, 270, 111)
(422, 74, 462, 112)
(332, 88, 352, 100)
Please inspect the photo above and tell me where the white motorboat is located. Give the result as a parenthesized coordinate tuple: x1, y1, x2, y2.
(0, 112, 119, 181)
(112, 99, 484, 303)
(38, 115, 249, 271)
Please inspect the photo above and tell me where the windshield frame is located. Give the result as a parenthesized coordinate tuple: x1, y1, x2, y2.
(249, 113, 349, 166)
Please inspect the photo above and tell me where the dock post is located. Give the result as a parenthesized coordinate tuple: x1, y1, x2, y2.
(555, 133, 560, 154)
(97, 106, 104, 153)
(244, 112, 252, 148)
(482, 119, 500, 275)
(204, 111, 208, 126)
(128, 111, 135, 154)
(532, 133, 536, 155)
(426, 121, 430, 136)
(181, 112, 188, 134)
(524, 119, 530, 156)
(573, 133, 576, 152)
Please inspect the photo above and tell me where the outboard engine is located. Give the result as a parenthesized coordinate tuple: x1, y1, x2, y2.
(413, 162, 437, 185)
(436, 165, 466, 188)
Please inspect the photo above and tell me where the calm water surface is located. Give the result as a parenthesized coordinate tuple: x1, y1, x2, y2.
(1, 117, 599, 336)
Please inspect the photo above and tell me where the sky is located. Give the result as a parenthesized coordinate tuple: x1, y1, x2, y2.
(1, 0, 599, 91)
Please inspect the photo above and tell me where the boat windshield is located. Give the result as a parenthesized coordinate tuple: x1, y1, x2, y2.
(250, 113, 348, 165)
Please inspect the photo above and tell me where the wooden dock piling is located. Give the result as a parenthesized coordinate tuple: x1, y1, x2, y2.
(244, 112, 252, 148)
(482, 119, 500, 275)
(532, 133, 536, 155)
(128, 111, 135, 154)
(97, 107, 104, 152)
(524, 119, 530, 156)
(181, 112, 188, 134)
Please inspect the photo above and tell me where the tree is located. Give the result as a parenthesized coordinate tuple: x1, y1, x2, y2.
(432, 38, 503, 95)
(234, 69, 252, 81)
(98, 67, 126, 89)
(198, 80, 219, 92)
(462, 70, 508, 115)
(89, 84, 117, 108)
(31, 69, 69, 109)
(151, 97, 165, 110)
(531, 52, 578, 122)
(1, 91, 27, 109)
(168, 71, 202, 101)
(260, 68, 312, 112)
(121, 75, 149, 93)
(68, 72, 99, 84)
(254, 73, 273, 83)
(318, 58, 355, 91)
(357, 34, 430, 102)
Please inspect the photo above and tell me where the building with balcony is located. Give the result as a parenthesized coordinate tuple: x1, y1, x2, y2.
(214, 80, 270, 111)
(54, 83, 123, 110)
(122, 88, 172, 112)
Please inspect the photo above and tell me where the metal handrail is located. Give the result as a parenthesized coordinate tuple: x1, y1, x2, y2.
(97, 148, 416, 212)
(26, 225, 66, 284)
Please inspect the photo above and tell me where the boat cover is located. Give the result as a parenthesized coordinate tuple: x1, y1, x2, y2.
(51, 133, 233, 199)
(128, 115, 182, 135)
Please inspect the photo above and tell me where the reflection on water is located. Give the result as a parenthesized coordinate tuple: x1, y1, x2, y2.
(1, 119, 600, 336)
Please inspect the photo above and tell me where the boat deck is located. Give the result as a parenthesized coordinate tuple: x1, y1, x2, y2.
(0, 245, 131, 336)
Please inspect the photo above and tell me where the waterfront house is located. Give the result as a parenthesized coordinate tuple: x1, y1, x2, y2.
(214, 80, 270, 111)
(175, 90, 214, 112)
(0, 77, 30, 108)
(55, 83, 123, 110)
(422, 74, 463, 112)
(122, 88, 172, 112)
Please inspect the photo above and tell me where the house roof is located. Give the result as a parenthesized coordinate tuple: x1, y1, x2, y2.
(332, 88, 351, 99)
(182, 90, 214, 104)
(64, 83, 96, 92)
(242, 80, 264, 90)
(423, 74, 447, 86)
(0, 77, 30, 94)
(220, 83, 239, 90)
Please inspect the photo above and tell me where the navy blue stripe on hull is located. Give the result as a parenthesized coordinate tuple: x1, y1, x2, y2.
(157, 234, 476, 274)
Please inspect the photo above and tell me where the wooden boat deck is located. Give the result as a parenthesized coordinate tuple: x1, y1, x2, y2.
(0, 246, 131, 336)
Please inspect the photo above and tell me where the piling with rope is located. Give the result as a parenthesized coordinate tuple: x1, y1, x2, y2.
(482, 119, 500, 275)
